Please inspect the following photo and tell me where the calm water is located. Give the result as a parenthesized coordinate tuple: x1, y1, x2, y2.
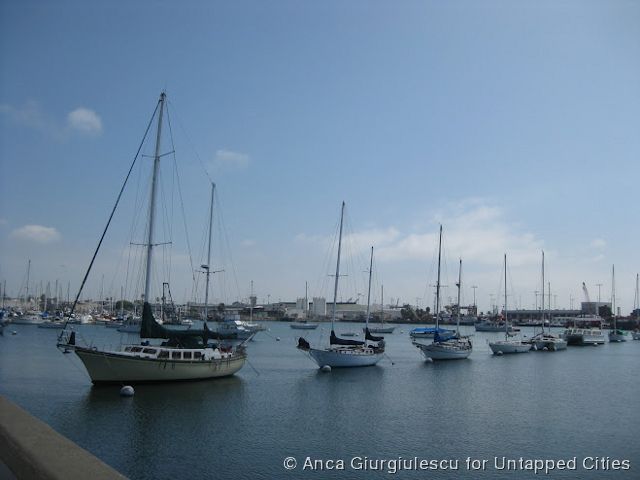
(1, 323, 638, 479)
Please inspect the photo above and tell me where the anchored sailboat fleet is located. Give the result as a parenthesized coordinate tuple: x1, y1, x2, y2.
(56, 92, 247, 383)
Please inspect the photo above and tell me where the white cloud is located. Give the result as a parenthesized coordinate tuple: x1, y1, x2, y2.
(0, 101, 102, 139)
(240, 239, 256, 248)
(67, 107, 103, 135)
(590, 238, 606, 249)
(211, 149, 250, 170)
(10, 225, 61, 244)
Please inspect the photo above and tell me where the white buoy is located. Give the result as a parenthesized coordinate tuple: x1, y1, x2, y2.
(496, 350, 504, 356)
(120, 386, 135, 397)
(543, 346, 549, 351)
(11, 331, 17, 335)
(321, 365, 332, 372)
(424, 357, 434, 363)
(276, 337, 281, 341)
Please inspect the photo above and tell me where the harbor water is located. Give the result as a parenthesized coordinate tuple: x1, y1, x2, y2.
(1, 322, 638, 479)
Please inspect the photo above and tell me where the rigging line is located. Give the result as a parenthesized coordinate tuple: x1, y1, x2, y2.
(166, 108, 197, 292)
(166, 98, 214, 185)
(215, 189, 242, 302)
(61, 98, 161, 331)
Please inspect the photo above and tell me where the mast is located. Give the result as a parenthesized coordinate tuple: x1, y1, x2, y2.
(435, 225, 443, 330)
(381, 285, 384, 326)
(541, 250, 545, 333)
(331, 201, 346, 331)
(143, 92, 166, 305)
(456, 258, 462, 335)
(612, 265, 616, 330)
(26, 259, 31, 306)
(365, 247, 374, 328)
(304, 281, 308, 318)
(203, 182, 215, 322)
(635, 273, 639, 314)
(504, 253, 508, 340)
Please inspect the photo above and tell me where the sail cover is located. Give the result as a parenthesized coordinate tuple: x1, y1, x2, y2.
(330, 330, 364, 346)
(364, 328, 384, 342)
(140, 302, 221, 347)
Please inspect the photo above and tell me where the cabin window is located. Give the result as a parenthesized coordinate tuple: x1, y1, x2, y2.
(194, 352, 202, 359)
(158, 350, 169, 359)
(131, 347, 142, 352)
(171, 351, 182, 360)
(142, 348, 156, 354)
(184, 352, 192, 359)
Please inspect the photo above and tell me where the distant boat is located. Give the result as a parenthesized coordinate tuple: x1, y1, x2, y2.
(412, 229, 472, 361)
(366, 285, 395, 334)
(38, 320, 65, 329)
(291, 281, 319, 330)
(489, 254, 531, 355)
(297, 204, 384, 368)
(608, 265, 627, 343)
(57, 92, 247, 383)
(529, 251, 567, 351)
(409, 327, 455, 339)
(474, 320, 515, 332)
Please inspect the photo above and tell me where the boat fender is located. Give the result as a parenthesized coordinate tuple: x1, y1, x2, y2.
(496, 351, 504, 356)
(321, 365, 332, 372)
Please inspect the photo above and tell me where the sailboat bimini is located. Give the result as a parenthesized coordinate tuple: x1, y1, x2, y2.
(57, 92, 247, 384)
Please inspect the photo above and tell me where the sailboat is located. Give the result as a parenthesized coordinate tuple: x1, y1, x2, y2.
(608, 265, 628, 342)
(290, 281, 319, 329)
(297, 202, 384, 368)
(488, 254, 531, 354)
(412, 227, 472, 360)
(529, 251, 567, 351)
(366, 286, 395, 334)
(56, 92, 247, 384)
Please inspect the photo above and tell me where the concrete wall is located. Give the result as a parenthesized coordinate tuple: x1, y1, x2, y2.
(0, 395, 126, 479)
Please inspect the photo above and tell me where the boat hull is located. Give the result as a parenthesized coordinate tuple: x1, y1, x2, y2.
(290, 323, 319, 330)
(489, 340, 531, 354)
(533, 338, 567, 351)
(608, 332, 628, 342)
(307, 347, 383, 368)
(563, 329, 606, 346)
(412, 340, 471, 360)
(73, 347, 246, 384)
(366, 326, 395, 334)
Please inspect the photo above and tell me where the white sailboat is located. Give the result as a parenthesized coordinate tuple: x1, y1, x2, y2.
(530, 251, 567, 351)
(297, 203, 384, 368)
(366, 286, 396, 334)
(291, 281, 319, 330)
(412, 227, 472, 361)
(489, 254, 531, 355)
(609, 265, 628, 342)
(57, 92, 247, 383)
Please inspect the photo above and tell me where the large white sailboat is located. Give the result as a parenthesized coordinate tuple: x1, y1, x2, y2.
(57, 92, 247, 384)
(608, 265, 628, 342)
(489, 254, 531, 355)
(529, 251, 567, 351)
(297, 202, 384, 368)
(412, 227, 472, 361)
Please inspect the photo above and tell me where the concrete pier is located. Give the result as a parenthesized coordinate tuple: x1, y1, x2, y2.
(0, 395, 126, 479)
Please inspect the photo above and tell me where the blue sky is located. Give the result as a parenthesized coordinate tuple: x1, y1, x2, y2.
(1, 0, 639, 314)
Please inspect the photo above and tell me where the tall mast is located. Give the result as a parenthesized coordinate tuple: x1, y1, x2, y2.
(435, 225, 443, 329)
(456, 258, 462, 334)
(381, 284, 384, 325)
(541, 250, 545, 333)
(203, 182, 215, 322)
(26, 259, 31, 305)
(305, 281, 308, 317)
(612, 264, 616, 330)
(143, 92, 166, 305)
(331, 201, 346, 331)
(635, 273, 639, 313)
(365, 246, 374, 328)
(504, 253, 508, 340)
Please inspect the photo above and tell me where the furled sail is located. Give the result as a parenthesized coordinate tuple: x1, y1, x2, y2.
(140, 302, 220, 347)
(330, 329, 364, 346)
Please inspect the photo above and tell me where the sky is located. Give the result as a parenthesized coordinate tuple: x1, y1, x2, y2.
(1, 0, 639, 314)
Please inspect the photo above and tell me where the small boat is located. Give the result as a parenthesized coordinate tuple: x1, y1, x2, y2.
(489, 255, 531, 355)
(474, 320, 516, 332)
(608, 265, 627, 343)
(409, 326, 455, 339)
(366, 285, 395, 334)
(563, 326, 606, 345)
(529, 251, 566, 351)
(297, 205, 384, 368)
(38, 320, 65, 329)
(412, 232, 472, 361)
(290, 281, 319, 330)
